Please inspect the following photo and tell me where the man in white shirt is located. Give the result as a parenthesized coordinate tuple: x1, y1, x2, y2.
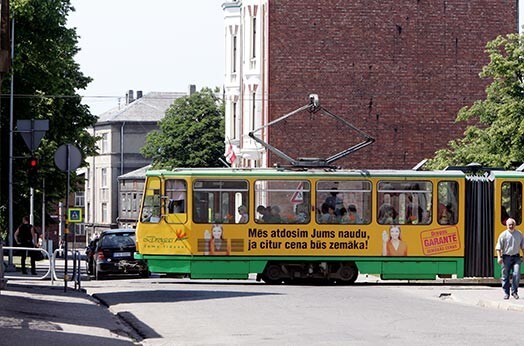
(495, 218, 524, 300)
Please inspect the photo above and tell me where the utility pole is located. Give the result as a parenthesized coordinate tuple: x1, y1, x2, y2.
(0, 0, 11, 289)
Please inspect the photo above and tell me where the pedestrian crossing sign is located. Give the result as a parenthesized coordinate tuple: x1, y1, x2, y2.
(68, 208, 83, 223)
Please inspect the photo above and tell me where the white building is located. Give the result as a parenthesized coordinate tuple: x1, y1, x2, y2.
(223, 0, 269, 168)
(83, 90, 187, 235)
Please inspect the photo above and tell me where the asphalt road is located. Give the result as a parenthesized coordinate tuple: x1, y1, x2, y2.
(80, 276, 524, 346)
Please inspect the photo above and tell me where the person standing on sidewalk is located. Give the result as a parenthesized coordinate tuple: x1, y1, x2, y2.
(496, 218, 524, 300)
(14, 216, 37, 275)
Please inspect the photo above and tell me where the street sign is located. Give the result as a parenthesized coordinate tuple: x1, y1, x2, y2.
(54, 144, 82, 172)
(17, 119, 49, 152)
(290, 182, 304, 204)
(67, 208, 82, 223)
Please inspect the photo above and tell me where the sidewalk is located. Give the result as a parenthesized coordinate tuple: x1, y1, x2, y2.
(0, 280, 139, 346)
(357, 274, 524, 312)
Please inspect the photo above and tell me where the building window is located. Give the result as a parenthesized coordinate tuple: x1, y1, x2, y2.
(101, 168, 107, 187)
(132, 193, 138, 212)
(100, 168, 109, 201)
(127, 193, 132, 212)
(232, 35, 237, 73)
(232, 101, 237, 139)
(100, 188, 109, 202)
(251, 92, 256, 131)
(74, 191, 85, 207)
(121, 193, 127, 217)
(101, 203, 108, 223)
(101, 133, 109, 154)
(251, 17, 256, 59)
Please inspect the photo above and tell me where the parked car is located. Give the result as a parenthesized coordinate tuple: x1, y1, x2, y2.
(88, 229, 149, 280)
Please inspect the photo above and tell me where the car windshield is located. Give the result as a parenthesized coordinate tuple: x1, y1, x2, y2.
(99, 233, 136, 248)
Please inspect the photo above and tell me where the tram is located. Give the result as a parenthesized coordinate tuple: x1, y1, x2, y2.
(134, 166, 521, 283)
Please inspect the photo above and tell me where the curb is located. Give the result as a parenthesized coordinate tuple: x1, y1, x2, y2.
(477, 299, 524, 311)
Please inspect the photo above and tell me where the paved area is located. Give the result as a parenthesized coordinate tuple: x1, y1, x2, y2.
(0, 279, 139, 346)
(2, 273, 524, 345)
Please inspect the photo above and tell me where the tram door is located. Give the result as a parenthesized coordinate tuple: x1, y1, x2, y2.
(463, 176, 494, 277)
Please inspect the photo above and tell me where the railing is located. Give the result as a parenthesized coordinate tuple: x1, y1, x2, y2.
(2, 246, 52, 280)
(52, 249, 83, 290)
(1, 246, 83, 290)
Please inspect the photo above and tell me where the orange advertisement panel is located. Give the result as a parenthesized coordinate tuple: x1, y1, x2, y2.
(420, 226, 461, 255)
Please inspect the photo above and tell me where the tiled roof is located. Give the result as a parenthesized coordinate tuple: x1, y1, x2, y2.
(97, 91, 187, 123)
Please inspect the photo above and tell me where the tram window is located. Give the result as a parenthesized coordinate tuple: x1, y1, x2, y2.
(165, 179, 187, 224)
(501, 182, 522, 225)
(377, 181, 432, 225)
(437, 181, 458, 225)
(255, 180, 311, 224)
(166, 180, 187, 213)
(141, 177, 162, 223)
(193, 180, 249, 224)
(316, 180, 371, 224)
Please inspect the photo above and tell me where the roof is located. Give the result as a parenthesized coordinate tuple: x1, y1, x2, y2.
(100, 229, 136, 235)
(97, 91, 187, 123)
(118, 165, 152, 180)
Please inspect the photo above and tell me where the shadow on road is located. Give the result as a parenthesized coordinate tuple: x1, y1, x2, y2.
(93, 289, 280, 306)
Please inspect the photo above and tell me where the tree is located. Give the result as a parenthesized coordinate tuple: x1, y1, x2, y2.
(426, 33, 524, 170)
(0, 0, 98, 233)
(141, 88, 225, 168)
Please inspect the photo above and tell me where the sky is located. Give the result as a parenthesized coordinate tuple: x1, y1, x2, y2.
(67, 0, 225, 115)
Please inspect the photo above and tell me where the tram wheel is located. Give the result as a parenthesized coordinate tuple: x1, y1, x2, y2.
(262, 264, 283, 285)
(337, 263, 358, 284)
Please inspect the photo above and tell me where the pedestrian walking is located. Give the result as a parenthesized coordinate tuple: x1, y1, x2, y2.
(495, 218, 524, 300)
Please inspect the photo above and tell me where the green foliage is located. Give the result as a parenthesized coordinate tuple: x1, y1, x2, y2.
(0, 0, 98, 228)
(426, 33, 524, 170)
(141, 88, 225, 168)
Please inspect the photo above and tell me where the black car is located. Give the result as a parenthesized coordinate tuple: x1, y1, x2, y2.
(88, 229, 149, 280)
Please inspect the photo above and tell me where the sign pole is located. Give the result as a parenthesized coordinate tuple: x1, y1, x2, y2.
(53, 143, 82, 292)
(63, 144, 70, 292)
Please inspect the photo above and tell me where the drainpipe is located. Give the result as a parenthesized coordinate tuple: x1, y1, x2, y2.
(120, 121, 126, 176)
(119, 122, 126, 228)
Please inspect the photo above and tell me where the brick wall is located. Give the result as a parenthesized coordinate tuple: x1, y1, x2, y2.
(267, 0, 517, 169)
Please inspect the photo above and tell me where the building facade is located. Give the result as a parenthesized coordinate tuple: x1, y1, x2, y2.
(84, 90, 187, 237)
(117, 165, 150, 230)
(223, 0, 518, 169)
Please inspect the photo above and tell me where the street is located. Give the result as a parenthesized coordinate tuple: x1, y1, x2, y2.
(79, 275, 521, 346)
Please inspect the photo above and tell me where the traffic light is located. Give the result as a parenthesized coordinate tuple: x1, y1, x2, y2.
(27, 157, 39, 188)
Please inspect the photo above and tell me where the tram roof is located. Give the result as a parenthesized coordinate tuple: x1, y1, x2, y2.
(489, 170, 524, 178)
(145, 167, 470, 179)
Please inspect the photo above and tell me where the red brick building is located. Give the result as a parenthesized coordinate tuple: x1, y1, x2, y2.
(223, 1, 517, 169)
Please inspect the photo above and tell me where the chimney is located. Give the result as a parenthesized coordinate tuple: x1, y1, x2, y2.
(188, 84, 196, 95)
(137, 90, 143, 99)
(126, 89, 134, 104)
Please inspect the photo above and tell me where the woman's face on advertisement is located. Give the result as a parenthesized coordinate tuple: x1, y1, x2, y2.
(390, 226, 400, 240)
(212, 225, 223, 239)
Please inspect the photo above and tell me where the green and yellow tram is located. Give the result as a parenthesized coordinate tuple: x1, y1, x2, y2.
(134, 167, 523, 283)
